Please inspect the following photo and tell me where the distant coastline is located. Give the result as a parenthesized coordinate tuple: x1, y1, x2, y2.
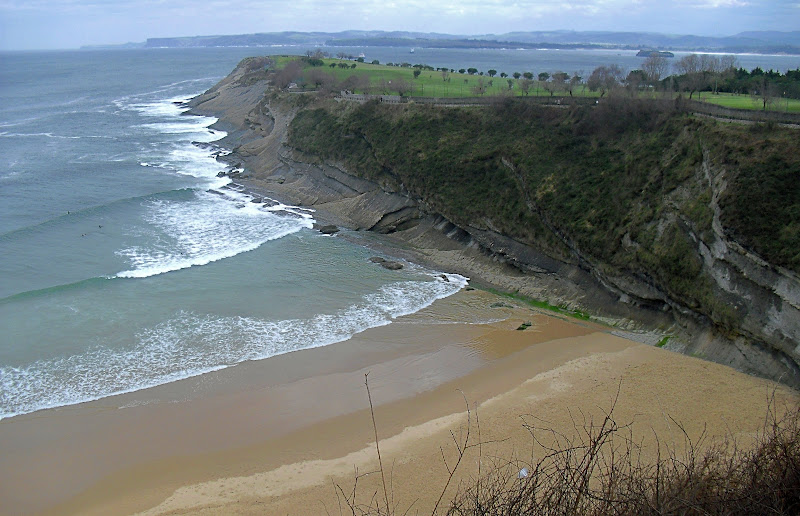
(81, 29, 800, 56)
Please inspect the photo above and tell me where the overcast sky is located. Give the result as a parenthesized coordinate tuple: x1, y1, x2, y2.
(0, 0, 797, 50)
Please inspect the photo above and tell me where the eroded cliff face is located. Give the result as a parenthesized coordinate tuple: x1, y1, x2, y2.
(189, 59, 800, 388)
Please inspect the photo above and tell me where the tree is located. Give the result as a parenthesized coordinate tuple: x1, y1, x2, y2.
(500, 72, 508, 78)
(569, 72, 582, 96)
(413, 69, 421, 79)
(459, 68, 466, 74)
(711, 55, 738, 94)
(539, 72, 552, 96)
(467, 67, 478, 75)
(752, 75, 779, 111)
(551, 71, 569, 95)
(522, 72, 533, 80)
(513, 72, 521, 80)
(625, 70, 647, 95)
(674, 54, 705, 99)
(488, 69, 497, 77)
(273, 60, 303, 89)
(304, 69, 336, 90)
(472, 77, 487, 95)
(519, 78, 533, 96)
(340, 74, 369, 93)
(587, 64, 624, 97)
(371, 60, 380, 65)
(306, 48, 328, 59)
(507, 78, 514, 90)
(393, 78, 412, 96)
(642, 55, 669, 89)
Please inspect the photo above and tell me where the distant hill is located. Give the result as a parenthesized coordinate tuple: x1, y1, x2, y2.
(93, 30, 800, 55)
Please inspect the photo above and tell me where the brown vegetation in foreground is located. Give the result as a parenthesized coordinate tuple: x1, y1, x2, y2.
(335, 383, 800, 515)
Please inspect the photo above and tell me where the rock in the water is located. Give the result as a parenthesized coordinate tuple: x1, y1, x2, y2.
(439, 274, 450, 282)
(369, 256, 386, 263)
(465, 286, 475, 291)
(380, 261, 403, 270)
(516, 321, 532, 331)
(315, 224, 339, 235)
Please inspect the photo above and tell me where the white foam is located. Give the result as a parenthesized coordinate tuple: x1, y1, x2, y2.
(167, 144, 227, 179)
(0, 273, 466, 420)
(0, 132, 82, 139)
(115, 191, 313, 279)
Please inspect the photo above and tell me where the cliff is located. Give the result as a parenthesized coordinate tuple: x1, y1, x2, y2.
(189, 58, 800, 388)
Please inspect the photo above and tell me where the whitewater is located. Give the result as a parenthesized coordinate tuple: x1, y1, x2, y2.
(0, 49, 466, 420)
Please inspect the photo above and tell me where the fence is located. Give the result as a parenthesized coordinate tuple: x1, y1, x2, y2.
(338, 92, 597, 107)
(334, 92, 800, 124)
(683, 99, 800, 125)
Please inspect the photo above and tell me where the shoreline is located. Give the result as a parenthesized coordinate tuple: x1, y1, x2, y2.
(0, 289, 603, 515)
(1, 288, 796, 515)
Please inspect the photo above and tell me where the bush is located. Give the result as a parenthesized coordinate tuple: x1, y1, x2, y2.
(447, 401, 800, 515)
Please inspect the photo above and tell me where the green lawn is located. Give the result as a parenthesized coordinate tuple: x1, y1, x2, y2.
(270, 55, 800, 111)
(271, 55, 599, 99)
(698, 92, 800, 113)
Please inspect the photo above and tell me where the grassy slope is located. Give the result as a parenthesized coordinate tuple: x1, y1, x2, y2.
(288, 95, 800, 329)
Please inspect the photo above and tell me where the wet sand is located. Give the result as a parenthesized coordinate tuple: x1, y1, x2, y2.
(0, 289, 795, 515)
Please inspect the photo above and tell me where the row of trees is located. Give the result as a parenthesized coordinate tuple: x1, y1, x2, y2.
(286, 53, 800, 107)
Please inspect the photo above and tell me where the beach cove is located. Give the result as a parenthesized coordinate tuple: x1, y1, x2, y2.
(1, 288, 796, 515)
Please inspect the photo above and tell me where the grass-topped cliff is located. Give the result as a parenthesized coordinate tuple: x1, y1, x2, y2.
(190, 55, 800, 383)
(286, 94, 799, 358)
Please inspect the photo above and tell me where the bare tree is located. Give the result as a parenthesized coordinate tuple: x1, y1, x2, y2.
(674, 54, 706, 99)
(752, 75, 780, 111)
(551, 71, 569, 96)
(587, 64, 624, 97)
(642, 55, 669, 89)
(712, 55, 739, 94)
(472, 77, 487, 96)
(519, 78, 533, 96)
(393, 78, 412, 97)
(304, 68, 336, 90)
(340, 74, 369, 94)
(569, 71, 583, 96)
(273, 60, 303, 89)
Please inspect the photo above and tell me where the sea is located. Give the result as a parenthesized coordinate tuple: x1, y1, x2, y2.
(2, 46, 798, 421)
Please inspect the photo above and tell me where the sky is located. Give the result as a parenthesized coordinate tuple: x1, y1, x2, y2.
(0, 0, 798, 50)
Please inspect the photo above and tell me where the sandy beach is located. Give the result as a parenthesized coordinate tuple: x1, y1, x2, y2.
(1, 288, 796, 516)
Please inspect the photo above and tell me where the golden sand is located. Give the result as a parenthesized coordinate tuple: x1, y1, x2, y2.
(0, 290, 795, 516)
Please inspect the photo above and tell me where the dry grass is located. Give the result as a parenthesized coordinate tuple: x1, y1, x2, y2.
(333, 383, 800, 515)
(447, 392, 800, 515)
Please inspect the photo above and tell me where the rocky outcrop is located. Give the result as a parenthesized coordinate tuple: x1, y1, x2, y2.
(190, 60, 800, 388)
